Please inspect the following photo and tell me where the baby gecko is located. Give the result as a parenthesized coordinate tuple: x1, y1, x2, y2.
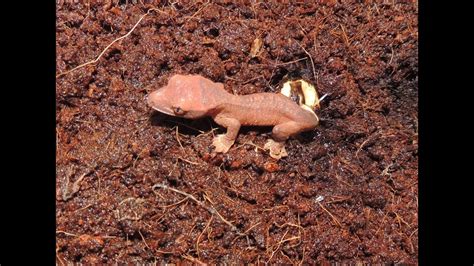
(147, 74, 319, 159)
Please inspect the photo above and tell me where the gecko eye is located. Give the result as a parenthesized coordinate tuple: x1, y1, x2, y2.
(172, 106, 186, 115)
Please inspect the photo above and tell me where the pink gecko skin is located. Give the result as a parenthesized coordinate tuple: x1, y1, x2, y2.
(147, 74, 319, 159)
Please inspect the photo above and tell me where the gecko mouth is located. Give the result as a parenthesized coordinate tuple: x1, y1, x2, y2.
(146, 87, 176, 116)
(151, 106, 174, 116)
(147, 92, 175, 116)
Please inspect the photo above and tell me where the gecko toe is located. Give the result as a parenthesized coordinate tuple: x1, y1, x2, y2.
(264, 139, 288, 159)
(212, 134, 234, 153)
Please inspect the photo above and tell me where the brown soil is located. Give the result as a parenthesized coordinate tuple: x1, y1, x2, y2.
(56, 1, 418, 264)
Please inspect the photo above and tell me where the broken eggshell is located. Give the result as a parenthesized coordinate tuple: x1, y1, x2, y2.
(280, 79, 320, 111)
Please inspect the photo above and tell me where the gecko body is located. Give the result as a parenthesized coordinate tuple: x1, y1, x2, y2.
(147, 74, 319, 159)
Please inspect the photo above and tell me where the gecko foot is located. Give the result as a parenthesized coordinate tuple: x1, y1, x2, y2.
(264, 139, 288, 159)
(212, 134, 235, 153)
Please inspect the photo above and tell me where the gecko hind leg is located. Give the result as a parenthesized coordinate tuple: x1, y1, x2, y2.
(264, 139, 288, 159)
(265, 121, 310, 159)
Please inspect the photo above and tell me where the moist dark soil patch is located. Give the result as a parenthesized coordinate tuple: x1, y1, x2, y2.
(56, 1, 418, 264)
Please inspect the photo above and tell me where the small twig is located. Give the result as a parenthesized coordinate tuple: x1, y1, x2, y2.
(152, 184, 240, 232)
(196, 216, 214, 259)
(138, 230, 151, 250)
(74, 203, 93, 213)
(56, 231, 78, 237)
(280, 250, 296, 265)
(267, 229, 289, 263)
(272, 57, 307, 67)
(243, 221, 262, 235)
(56, 231, 116, 239)
(196, 128, 218, 138)
(175, 126, 185, 151)
(182, 254, 207, 265)
(83, 0, 91, 22)
(245, 75, 267, 86)
(355, 131, 381, 158)
(326, 195, 352, 204)
(393, 211, 410, 228)
(119, 197, 139, 205)
(274, 221, 304, 248)
(56, 8, 164, 78)
(296, 42, 317, 83)
(374, 3, 380, 15)
(381, 163, 394, 177)
(232, 221, 262, 244)
(62, 170, 93, 201)
(232, 141, 265, 152)
(157, 197, 188, 209)
(317, 202, 342, 227)
(132, 155, 140, 169)
(184, 1, 210, 21)
(389, 45, 395, 65)
(156, 249, 175, 255)
(339, 24, 350, 47)
(298, 247, 305, 266)
(263, 205, 290, 212)
(296, 213, 304, 247)
(177, 157, 201, 165)
(297, 22, 308, 35)
(319, 93, 329, 102)
(56, 245, 66, 266)
(274, 222, 302, 230)
(203, 191, 216, 205)
(333, 171, 353, 188)
(374, 212, 389, 236)
(265, 55, 281, 89)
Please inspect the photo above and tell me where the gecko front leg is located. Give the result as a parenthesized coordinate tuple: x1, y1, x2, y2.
(212, 115, 241, 153)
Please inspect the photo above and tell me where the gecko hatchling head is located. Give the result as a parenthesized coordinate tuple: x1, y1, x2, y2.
(147, 74, 207, 118)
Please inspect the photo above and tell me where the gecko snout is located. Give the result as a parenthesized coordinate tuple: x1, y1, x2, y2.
(146, 88, 175, 116)
(146, 89, 162, 107)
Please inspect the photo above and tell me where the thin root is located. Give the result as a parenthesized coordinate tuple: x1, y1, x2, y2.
(232, 141, 265, 152)
(175, 126, 185, 151)
(184, 1, 210, 21)
(157, 197, 188, 209)
(62, 169, 93, 201)
(232, 221, 262, 244)
(296, 42, 317, 83)
(196, 216, 214, 259)
(272, 57, 307, 67)
(56, 8, 166, 78)
(152, 183, 240, 233)
(56, 231, 78, 237)
(182, 254, 207, 265)
(355, 131, 381, 158)
(177, 157, 202, 165)
(138, 230, 151, 250)
(318, 202, 342, 227)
